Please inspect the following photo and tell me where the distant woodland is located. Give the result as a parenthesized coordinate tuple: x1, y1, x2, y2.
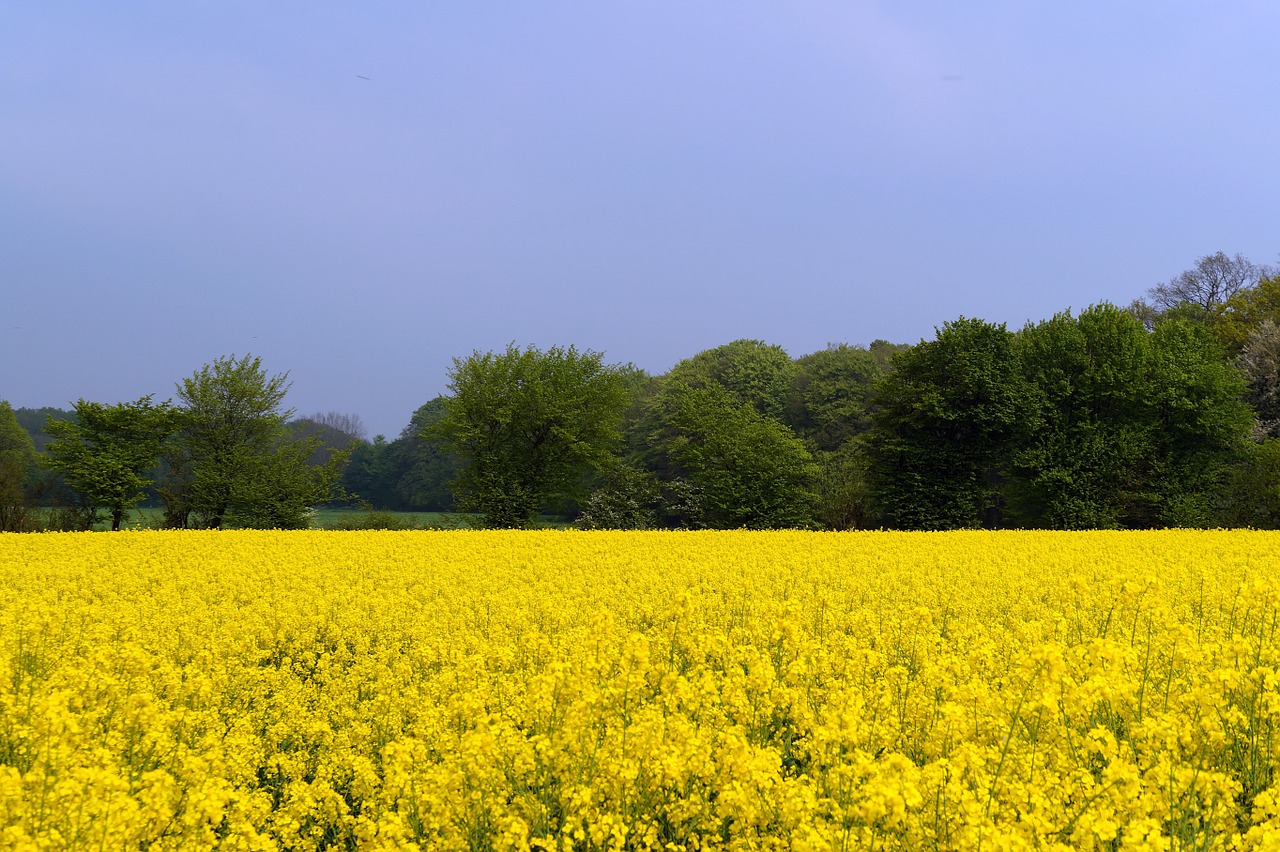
(3, 251, 1279, 531)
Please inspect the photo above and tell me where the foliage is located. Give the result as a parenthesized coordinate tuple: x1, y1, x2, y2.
(433, 344, 633, 528)
(1011, 306, 1155, 528)
(1219, 439, 1280, 528)
(1239, 320, 1280, 439)
(388, 399, 460, 511)
(340, 436, 396, 508)
(304, 410, 367, 443)
(811, 443, 877, 530)
(0, 401, 37, 532)
(290, 418, 359, 468)
(787, 343, 885, 452)
(1125, 297, 1161, 332)
(663, 338, 796, 421)
(636, 341, 817, 529)
(1217, 275, 1280, 358)
(575, 464, 660, 530)
(339, 400, 461, 512)
(11, 406, 74, 453)
(1010, 307, 1250, 528)
(163, 355, 346, 529)
(0, 401, 36, 470)
(869, 317, 1033, 530)
(868, 338, 912, 370)
(657, 386, 818, 529)
(7, 530, 1280, 848)
(1144, 319, 1252, 522)
(0, 455, 29, 533)
(41, 396, 178, 531)
(323, 509, 424, 530)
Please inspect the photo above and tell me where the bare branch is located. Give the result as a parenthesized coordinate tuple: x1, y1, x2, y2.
(1149, 252, 1273, 312)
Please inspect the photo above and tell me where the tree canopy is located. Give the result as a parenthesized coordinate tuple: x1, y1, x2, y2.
(663, 339, 796, 422)
(1148, 251, 1273, 314)
(656, 385, 818, 529)
(42, 396, 178, 531)
(787, 344, 885, 452)
(432, 344, 633, 528)
(633, 341, 820, 529)
(163, 354, 345, 529)
(0, 401, 37, 532)
(869, 317, 1033, 530)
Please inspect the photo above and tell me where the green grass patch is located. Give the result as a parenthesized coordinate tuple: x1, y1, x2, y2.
(65, 506, 566, 531)
(311, 508, 471, 530)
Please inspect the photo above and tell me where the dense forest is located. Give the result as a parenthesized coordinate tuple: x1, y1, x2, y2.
(3, 251, 1279, 531)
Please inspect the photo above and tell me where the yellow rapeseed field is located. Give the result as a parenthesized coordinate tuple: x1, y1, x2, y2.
(2, 530, 1279, 850)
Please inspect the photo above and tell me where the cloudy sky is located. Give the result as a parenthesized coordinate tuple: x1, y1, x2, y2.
(3, 2, 1277, 437)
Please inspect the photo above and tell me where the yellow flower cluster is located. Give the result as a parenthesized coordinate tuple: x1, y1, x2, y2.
(2, 530, 1279, 850)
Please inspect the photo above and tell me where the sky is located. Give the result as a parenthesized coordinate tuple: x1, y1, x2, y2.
(3, 2, 1278, 438)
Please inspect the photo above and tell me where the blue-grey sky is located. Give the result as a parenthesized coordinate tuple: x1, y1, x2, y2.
(3, 2, 1277, 437)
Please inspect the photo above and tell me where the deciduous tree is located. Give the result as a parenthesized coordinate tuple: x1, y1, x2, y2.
(869, 318, 1034, 530)
(656, 385, 818, 529)
(1010, 305, 1152, 528)
(1238, 320, 1280, 439)
(388, 398, 460, 511)
(42, 396, 178, 530)
(1148, 251, 1272, 313)
(432, 344, 632, 528)
(164, 355, 345, 529)
(1219, 439, 1280, 529)
(636, 341, 818, 529)
(664, 339, 796, 421)
(0, 401, 37, 532)
(787, 343, 886, 452)
(305, 410, 368, 443)
(1011, 305, 1250, 528)
(1146, 318, 1252, 524)
(1218, 275, 1280, 357)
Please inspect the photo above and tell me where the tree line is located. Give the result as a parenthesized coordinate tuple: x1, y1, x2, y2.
(1, 356, 346, 531)
(3, 251, 1279, 531)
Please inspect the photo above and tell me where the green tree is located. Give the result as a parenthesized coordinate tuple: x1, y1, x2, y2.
(787, 344, 886, 452)
(1010, 305, 1250, 528)
(811, 444, 877, 530)
(869, 339, 912, 370)
(163, 355, 345, 529)
(784, 344, 891, 530)
(387, 398, 460, 511)
(13, 406, 74, 453)
(432, 344, 632, 528)
(869, 318, 1034, 530)
(1219, 439, 1280, 529)
(635, 342, 818, 528)
(1, 402, 38, 468)
(341, 435, 397, 508)
(0, 401, 38, 532)
(1146, 319, 1252, 524)
(657, 386, 817, 529)
(291, 417, 360, 469)
(42, 396, 178, 531)
(664, 339, 796, 421)
(1217, 275, 1280, 357)
(1010, 305, 1153, 528)
(576, 464, 661, 530)
(338, 402, 461, 512)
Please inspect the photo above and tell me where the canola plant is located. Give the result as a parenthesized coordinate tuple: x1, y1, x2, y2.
(1, 530, 1280, 850)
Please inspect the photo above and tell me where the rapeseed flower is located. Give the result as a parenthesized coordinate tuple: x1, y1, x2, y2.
(1, 529, 1278, 849)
